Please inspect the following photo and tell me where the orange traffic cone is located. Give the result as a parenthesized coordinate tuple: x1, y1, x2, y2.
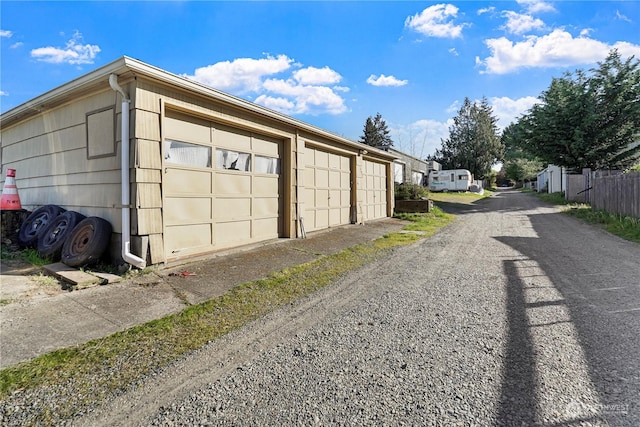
(1, 168, 22, 210)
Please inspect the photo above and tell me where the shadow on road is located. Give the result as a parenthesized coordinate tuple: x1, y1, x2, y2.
(496, 258, 538, 425)
(493, 207, 639, 426)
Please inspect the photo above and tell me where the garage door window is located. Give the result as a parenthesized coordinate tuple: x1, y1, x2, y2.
(255, 155, 280, 175)
(216, 149, 251, 171)
(164, 140, 211, 168)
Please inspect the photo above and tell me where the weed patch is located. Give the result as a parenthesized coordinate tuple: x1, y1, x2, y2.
(566, 206, 640, 243)
(530, 192, 640, 244)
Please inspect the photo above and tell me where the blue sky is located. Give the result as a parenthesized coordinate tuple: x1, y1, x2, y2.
(1, 1, 639, 159)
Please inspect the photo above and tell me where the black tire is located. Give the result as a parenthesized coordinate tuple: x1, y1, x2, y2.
(61, 217, 112, 267)
(37, 211, 86, 260)
(18, 205, 66, 248)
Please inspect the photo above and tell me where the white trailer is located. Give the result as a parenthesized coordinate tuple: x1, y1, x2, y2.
(428, 169, 473, 192)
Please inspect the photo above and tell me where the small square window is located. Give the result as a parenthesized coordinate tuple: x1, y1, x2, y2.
(216, 149, 251, 171)
(164, 139, 211, 167)
(255, 155, 280, 174)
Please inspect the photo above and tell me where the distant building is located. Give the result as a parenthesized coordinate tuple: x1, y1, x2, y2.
(536, 165, 566, 193)
(388, 148, 432, 186)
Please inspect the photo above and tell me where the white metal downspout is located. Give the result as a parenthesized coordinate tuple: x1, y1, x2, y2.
(109, 74, 146, 269)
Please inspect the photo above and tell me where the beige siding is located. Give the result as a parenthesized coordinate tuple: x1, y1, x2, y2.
(0, 91, 122, 233)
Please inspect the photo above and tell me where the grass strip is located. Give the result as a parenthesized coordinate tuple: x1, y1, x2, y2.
(532, 192, 640, 244)
(0, 208, 453, 425)
(565, 205, 640, 244)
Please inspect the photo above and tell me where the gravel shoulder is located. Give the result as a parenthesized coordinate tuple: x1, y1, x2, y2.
(12, 191, 640, 426)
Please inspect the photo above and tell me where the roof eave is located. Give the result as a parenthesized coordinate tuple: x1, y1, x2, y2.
(1, 56, 396, 161)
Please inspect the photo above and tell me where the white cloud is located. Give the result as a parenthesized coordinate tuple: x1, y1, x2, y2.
(579, 28, 592, 37)
(31, 31, 100, 65)
(446, 100, 460, 114)
(10, 42, 23, 49)
(616, 10, 632, 23)
(517, 0, 556, 14)
(501, 11, 545, 34)
(261, 78, 347, 115)
(489, 96, 541, 129)
(293, 66, 342, 85)
(1, 30, 13, 38)
(366, 74, 408, 87)
(448, 48, 459, 56)
(253, 95, 295, 112)
(477, 29, 640, 74)
(0, 90, 8, 96)
(185, 54, 348, 116)
(405, 4, 468, 38)
(391, 118, 453, 158)
(478, 7, 495, 15)
(184, 54, 294, 93)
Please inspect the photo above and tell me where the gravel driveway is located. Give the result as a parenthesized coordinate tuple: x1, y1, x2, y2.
(76, 191, 640, 426)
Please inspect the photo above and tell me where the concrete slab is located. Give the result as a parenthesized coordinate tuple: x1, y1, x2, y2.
(43, 263, 101, 288)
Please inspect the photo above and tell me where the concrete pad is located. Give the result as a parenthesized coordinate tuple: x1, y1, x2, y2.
(0, 280, 185, 368)
(43, 263, 101, 288)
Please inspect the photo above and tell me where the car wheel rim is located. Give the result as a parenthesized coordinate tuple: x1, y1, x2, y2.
(69, 225, 95, 256)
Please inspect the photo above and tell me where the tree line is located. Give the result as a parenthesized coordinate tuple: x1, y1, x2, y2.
(359, 49, 640, 186)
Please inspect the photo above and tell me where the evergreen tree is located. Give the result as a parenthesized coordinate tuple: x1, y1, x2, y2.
(431, 97, 503, 179)
(512, 50, 640, 170)
(360, 113, 393, 149)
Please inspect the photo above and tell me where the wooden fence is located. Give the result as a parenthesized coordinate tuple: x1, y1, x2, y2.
(592, 172, 640, 218)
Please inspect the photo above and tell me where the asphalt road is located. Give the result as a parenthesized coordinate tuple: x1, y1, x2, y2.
(79, 190, 640, 426)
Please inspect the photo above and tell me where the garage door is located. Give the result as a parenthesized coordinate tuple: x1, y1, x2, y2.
(362, 159, 387, 221)
(304, 146, 352, 232)
(163, 111, 282, 260)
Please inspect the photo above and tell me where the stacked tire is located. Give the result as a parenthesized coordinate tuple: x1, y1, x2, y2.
(18, 205, 112, 267)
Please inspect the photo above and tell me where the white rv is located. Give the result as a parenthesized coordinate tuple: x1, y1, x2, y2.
(428, 169, 473, 192)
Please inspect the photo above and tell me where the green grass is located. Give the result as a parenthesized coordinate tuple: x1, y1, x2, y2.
(535, 191, 570, 205)
(565, 205, 640, 243)
(532, 192, 640, 244)
(1, 248, 53, 266)
(0, 209, 454, 425)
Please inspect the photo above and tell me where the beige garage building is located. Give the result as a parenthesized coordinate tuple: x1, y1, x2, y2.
(0, 56, 395, 267)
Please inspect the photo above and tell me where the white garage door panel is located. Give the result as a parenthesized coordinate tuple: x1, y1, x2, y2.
(165, 169, 212, 194)
(253, 136, 281, 156)
(216, 126, 251, 151)
(304, 146, 352, 232)
(166, 224, 212, 254)
(254, 197, 280, 217)
(214, 198, 252, 220)
(216, 173, 251, 194)
(362, 159, 387, 221)
(164, 113, 283, 260)
(215, 220, 252, 245)
(164, 114, 211, 143)
(254, 176, 279, 195)
(253, 217, 280, 238)
(165, 198, 212, 224)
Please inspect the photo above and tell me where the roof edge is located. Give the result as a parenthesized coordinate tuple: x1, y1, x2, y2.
(1, 56, 396, 161)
